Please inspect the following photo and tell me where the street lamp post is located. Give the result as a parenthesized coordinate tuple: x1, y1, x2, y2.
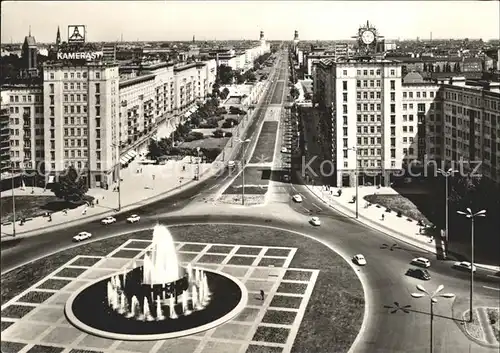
(112, 143, 121, 211)
(411, 284, 455, 353)
(239, 138, 251, 205)
(456, 208, 486, 322)
(195, 147, 201, 180)
(437, 168, 458, 249)
(11, 164, 16, 237)
(348, 146, 359, 218)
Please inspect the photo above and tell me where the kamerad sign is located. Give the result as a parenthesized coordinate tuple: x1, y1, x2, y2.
(56, 51, 104, 61)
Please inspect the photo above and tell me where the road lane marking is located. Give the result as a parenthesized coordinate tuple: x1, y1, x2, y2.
(312, 203, 322, 210)
(487, 275, 500, 278)
(483, 286, 500, 291)
(209, 185, 217, 190)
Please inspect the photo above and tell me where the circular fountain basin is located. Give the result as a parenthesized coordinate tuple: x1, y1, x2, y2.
(65, 268, 247, 341)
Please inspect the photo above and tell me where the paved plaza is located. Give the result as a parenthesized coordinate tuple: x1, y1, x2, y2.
(1, 238, 319, 353)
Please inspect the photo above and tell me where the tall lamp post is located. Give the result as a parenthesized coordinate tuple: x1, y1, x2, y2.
(456, 208, 486, 322)
(239, 138, 251, 205)
(111, 143, 121, 211)
(10, 164, 16, 237)
(437, 168, 458, 249)
(411, 284, 455, 353)
(348, 146, 359, 218)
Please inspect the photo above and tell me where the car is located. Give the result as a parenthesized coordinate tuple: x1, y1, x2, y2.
(73, 231, 92, 242)
(353, 254, 367, 266)
(310, 217, 321, 226)
(101, 216, 116, 225)
(411, 257, 431, 268)
(127, 214, 141, 223)
(454, 261, 477, 272)
(281, 147, 287, 153)
(292, 194, 303, 203)
(283, 175, 290, 182)
(228, 160, 236, 169)
(406, 268, 431, 280)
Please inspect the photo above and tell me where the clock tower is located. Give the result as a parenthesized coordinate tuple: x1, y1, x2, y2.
(352, 20, 383, 55)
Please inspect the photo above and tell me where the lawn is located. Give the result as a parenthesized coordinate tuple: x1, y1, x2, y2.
(363, 194, 430, 223)
(249, 121, 278, 164)
(1, 224, 364, 353)
(179, 137, 230, 149)
(0, 195, 92, 224)
(224, 167, 271, 195)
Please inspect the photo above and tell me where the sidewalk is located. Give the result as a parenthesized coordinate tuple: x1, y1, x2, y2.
(302, 184, 500, 272)
(0, 159, 218, 240)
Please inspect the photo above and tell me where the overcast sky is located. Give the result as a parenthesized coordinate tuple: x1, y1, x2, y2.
(1, 1, 499, 43)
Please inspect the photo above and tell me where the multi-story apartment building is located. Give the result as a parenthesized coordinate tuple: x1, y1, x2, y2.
(401, 73, 443, 165)
(442, 80, 500, 184)
(1, 91, 10, 176)
(119, 74, 156, 150)
(42, 62, 120, 188)
(314, 57, 500, 186)
(1, 83, 44, 173)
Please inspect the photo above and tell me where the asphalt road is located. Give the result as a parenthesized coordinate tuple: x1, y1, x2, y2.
(2, 50, 499, 353)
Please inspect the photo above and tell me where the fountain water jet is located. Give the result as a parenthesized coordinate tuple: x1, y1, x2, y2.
(169, 296, 178, 319)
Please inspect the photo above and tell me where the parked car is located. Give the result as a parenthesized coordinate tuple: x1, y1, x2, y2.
(127, 214, 141, 223)
(453, 261, 477, 272)
(310, 217, 321, 226)
(283, 175, 290, 182)
(73, 231, 92, 242)
(411, 257, 431, 268)
(228, 161, 236, 169)
(281, 147, 287, 153)
(353, 254, 367, 266)
(101, 216, 116, 225)
(292, 194, 303, 203)
(406, 268, 431, 280)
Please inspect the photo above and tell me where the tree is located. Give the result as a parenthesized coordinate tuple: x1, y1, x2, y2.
(220, 87, 230, 100)
(52, 166, 88, 202)
(218, 65, 234, 85)
(148, 140, 164, 160)
(290, 87, 300, 100)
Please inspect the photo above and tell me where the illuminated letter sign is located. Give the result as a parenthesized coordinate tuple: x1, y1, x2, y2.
(68, 25, 86, 44)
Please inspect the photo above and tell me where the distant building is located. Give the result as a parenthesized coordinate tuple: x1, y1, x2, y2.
(102, 44, 117, 62)
(21, 29, 39, 77)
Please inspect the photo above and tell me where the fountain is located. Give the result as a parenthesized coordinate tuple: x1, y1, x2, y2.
(65, 224, 247, 340)
(102, 224, 214, 321)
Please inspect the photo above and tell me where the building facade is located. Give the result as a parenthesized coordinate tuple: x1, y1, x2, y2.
(314, 57, 500, 186)
(1, 84, 44, 173)
(42, 62, 120, 188)
(442, 81, 500, 184)
(0, 92, 10, 176)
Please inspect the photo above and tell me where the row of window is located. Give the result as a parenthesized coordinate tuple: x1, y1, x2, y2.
(48, 71, 94, 80)
(445, 91, 498, 110)
(403, 91, 436, 99)
(63, 127, 89, 137)
(63, 82, 88, 90)
(64, 150, 89, 158)
(8, 95, 42, 103)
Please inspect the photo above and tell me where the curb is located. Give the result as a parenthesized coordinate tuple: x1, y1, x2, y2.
(0, 167, 217, 241)
(301, 183, 500, 272)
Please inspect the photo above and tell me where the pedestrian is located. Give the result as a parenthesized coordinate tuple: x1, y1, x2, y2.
(260, 290, 265, 301)
(381, 214, 385, 221)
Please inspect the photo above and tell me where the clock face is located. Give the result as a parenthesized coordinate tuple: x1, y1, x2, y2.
(361, 30, 375, 45)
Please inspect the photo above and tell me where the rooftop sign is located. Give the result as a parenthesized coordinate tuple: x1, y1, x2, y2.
(56, 51, 103, 61)
(68, 25, 85, 44)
